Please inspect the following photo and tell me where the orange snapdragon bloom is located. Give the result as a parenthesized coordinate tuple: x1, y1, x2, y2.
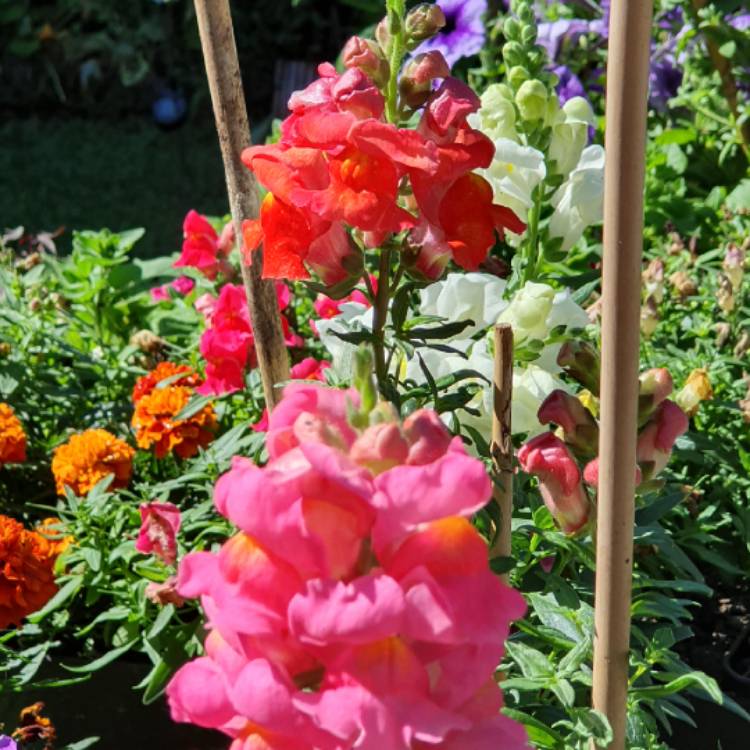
(132, 384, 217, 459)
(0, 403, 26, 466)
(132, 361, 202, 404)
(0, 516, 59, 629)
(51, 429, 134, 496)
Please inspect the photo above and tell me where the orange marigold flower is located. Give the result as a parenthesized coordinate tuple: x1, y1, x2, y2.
(132, 362, 203, 404)
(0, 403, 26, 466)
(51, 429, 135, 496)
(35, 518, 74, 556)
(132, 385, 217, 459)
(0, 516, 59, 629)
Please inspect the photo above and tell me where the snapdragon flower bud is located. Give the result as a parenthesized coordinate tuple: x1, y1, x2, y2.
(538, 390, 599, 457)
(404, 3, 446, 48)
(556, 340, 601, 395)
(508, 65, 530, 89)
(638, 367, 673, 423)
(399, 51, 450, 109)
(343, 36, 390, 88)
(515, 79, 548, 121)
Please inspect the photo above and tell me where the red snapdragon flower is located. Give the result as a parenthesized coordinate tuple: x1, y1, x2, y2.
(174, 211, 234, 280)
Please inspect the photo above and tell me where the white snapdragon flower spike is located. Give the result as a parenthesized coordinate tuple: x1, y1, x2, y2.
(547, 97, 597, 178)
(418, 272, 509, 339)
(316, 302, 375, 379)
(549, 144, 605, 252)
(479, 138, 547, 223)
(466, 83, 518, 142)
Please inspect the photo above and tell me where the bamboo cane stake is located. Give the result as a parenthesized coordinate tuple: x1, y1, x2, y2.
(490, 324, 513, 566)
(194, 0, 290, 409)
(591, 2, 653, 748)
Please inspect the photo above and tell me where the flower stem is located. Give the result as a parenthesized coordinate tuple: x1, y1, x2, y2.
(384, 0, 407, 124)
(372, 246, 392, 386)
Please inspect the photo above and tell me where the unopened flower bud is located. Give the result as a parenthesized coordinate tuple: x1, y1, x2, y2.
(146, 577, 185, 607)
(404, 3, 446, 48)
(722, 244, 744, 291)
(350, 421, 409, 475)
(343, 36, 390, 87)
(715, 322, 731, 348)
(508, 65, 530, 89)
(537, 389, 599, 457)
(399, 51, 450, 108)
(502, 40, 525, 67)
(17, 252, 41, 271)
(636, 400, 689, 481)
(503, 17, 521, 41)
(717, 273, 734, 314)
(640, 296, 659, 337)
(675, 368, 712, 417)
(518, 432, 590, 535)
(403, 408, 453, 465)
(668, 231, 684, 255)
(375, 17, 390, 51)
(353, 346, 377, 419)
(638, 367, 673, 423)
(669, 270, 697, 299)
(734, 329, 750, 358)
(556, 340, 601, 395)
(0, 342, 10, 357)
(515, 79, 548, 121)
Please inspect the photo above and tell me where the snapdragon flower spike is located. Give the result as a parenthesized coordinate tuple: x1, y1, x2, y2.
(517, 432, 590, 535)
(167, 383, 528, 750)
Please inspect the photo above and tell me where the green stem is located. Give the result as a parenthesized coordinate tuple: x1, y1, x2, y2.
(372, 247, 392, 387)
(521, 183, 544, 285)
(384, 0, 407, 124)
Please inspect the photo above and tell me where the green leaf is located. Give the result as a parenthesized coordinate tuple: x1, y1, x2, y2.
(631, 670, 721, 702)
(505, 641, 554, 678)
(27, 576, 83, 622)
(726, 179, 750, 211)
(718, 40, 736, 58)
(62, 639, 139, 673)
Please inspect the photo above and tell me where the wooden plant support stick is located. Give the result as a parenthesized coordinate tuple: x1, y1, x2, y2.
(194, 0, 290, 409)
(490, 324, 513, 565)
(592, 1, 653, 748)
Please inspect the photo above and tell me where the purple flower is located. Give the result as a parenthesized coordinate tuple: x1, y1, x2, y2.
(537, 19, 589, 59)
(728, 13, 750, 31)
(552, 64, 586, 104)
(413, 0, 487, 68)
(649, 53, 682, 110)
(0, 737, 17, 750)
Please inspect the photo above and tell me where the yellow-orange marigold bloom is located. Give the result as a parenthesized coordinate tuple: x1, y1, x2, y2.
(51, 429, 135, 496)
(132, 385, 217, 459)
(35, 518, 74, 556)
(0, 515, 58, 629)
(0, 403, 27, 466)
(132, 362, 202, 404)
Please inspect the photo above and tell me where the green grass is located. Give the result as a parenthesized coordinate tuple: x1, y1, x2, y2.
(0, 116, 229, 258)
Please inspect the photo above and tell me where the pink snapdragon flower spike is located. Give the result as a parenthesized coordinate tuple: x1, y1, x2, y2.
(517, 432, 590, 535)
(168, 386, 528, 750)
(135, 502, 181, 565)
(636, 399, 689, 481)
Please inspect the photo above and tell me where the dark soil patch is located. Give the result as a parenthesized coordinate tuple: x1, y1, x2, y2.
(670, 580, 750, 748)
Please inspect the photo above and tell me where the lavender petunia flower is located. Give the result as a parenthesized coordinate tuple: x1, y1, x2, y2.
(413, 0, 487, 68)
(649, 53, 683, 110)
(0, 737, 17, 750)
(537, 19, 589, 59)
(552, 64, 586, 104)
(728, 13, 750, 31)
